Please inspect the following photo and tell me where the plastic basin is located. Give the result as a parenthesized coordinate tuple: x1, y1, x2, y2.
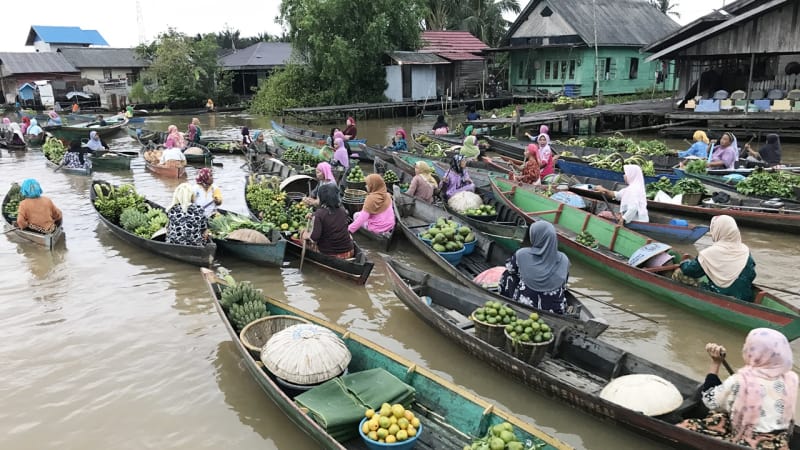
(358, 417, 422, 450)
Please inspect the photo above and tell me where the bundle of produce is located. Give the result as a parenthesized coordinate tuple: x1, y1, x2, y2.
(558, 134, 673, 157)
(245, 175, 289, 226)
(42, 137, 66, 164)
(447, 191, 483, 213)
(465, 421, 536, 450)
(119, 205, 168, 239)
(684, 159, 707, 174)
(360, 403, 421, 444)
(505, 312, 552, 345)
(382, 170, 399, 185)
(398, 182, 410, 192)
(423, 143, 445, 157)
(282, 146, 325, 166)
(671, 178, 706, 196)
(462, 204, 497, 218)
(471, 300, 516, 326)
(576, 231, 597, 248)
(206, 142, 240, 153)
(285, 201, 312, 233)
(209, 213, 273, 243)
(584, 153, 655, 176)
(143, 149, 163, 164)
(93, 183, 147, 223)
(3, 183, 23, 218)
(415, 134, 432, 145)
(218, 272, 270, 331)
(346, 166, 366, 183)
(419, 217, 474, 253)
(735, 169, 800, 198)
(645, 176, 676, 199)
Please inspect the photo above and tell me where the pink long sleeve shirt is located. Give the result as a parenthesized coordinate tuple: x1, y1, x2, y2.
(347, 205, 395, 234)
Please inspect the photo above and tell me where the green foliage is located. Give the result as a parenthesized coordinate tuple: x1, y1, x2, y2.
(735, 170, 800, 198)
(92, 183, 147, 223)
(423, 0, 521, 48)
(250, 64, 327, 115)
(120, 207, 149, 233)
(42, 137, 66, 163)
(685, 159, 707, 174)
(3, 183, 23, 218)
(672, 178, 706, 195)
(128, 80, 152, 104)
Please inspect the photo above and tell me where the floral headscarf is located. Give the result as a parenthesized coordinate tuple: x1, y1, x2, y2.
(195, 168, 213, 187)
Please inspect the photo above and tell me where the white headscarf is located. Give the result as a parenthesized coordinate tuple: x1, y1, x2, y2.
(698, 215, 750, 288)
(618, 165, 648, 222)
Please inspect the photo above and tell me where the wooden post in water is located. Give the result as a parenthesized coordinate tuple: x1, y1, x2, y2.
(745, 53, 755, 116)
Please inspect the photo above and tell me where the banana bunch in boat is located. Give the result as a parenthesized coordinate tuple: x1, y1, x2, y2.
(623, 155, 656, 176)
(220, 280, 266, 311)
(423, 143, 445, 157)
(3, 183, 23, 218)
(229, 300, 270, 331)
(415, 134, 432, 145)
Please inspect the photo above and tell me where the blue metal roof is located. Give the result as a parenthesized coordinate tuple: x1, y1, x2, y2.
(25, 26, 109, 46)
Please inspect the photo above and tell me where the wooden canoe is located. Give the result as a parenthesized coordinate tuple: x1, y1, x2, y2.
(556, 159, 681, 184)
(212, 211, 287, 267)
(272, 133, 334, 161)
(24, 132, 46, 147)
(133, 127, 215, 164)
(45, 157, 92, 176)
(145, 161, 186, 178)
(490, 177, 800, 339)
(1, 140, 28, 151)
(46, 119, 127, 142)
(2, 187, 65, 250)
(677, 169, 800, 204)
(569, 175, 800, 234)
(201, 268, 570, 450)
(392, 189, 608, 337)
(91, 180, 216, 266)
(270, 120, 367, 147)
(89, 152, 134, 171)
(384, 259, 800, 450)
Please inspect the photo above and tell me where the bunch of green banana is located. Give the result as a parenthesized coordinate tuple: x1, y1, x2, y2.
(220, 281, 265, 311)
(230, 300, 270, 331)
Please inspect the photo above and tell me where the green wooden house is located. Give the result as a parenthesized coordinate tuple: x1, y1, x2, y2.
(501, 0, 680, 97)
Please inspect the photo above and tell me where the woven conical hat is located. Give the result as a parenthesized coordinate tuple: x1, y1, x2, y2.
(226, 229, 270, 244)
(184, 147, 205, 155)
(599, 374, 683, 416)
(261, 324, 351, 385)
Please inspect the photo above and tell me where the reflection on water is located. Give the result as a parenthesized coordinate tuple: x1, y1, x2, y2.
(0, 112, 797, 449)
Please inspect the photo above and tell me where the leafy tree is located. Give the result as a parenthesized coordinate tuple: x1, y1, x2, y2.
(250, 64, 327, 115)
(650, 0, 680, 18)
(422, 0, 520, 47)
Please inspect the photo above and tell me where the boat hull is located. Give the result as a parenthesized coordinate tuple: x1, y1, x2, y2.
(89, 153, 134, 170)
(2, 190, 64, 250)
(46, 120, 127, 142)
(283, 238, 374, 285)
(556, 159, 681, 183)
(270, 120, 367, 147)
(214, 238, 286, 266)
(146, 162, 186, 178)
(45, 158, 91, 176)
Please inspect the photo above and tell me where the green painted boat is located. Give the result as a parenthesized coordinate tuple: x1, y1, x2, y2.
(272, 134, 333, 160)
(45, 119, 127, 142)
(212, 211, 287, 266)
(490, 177, 800, 340)
(89, 151, 134, 171)
(678, 169, 800, 203)
(201, 268, 570, 450)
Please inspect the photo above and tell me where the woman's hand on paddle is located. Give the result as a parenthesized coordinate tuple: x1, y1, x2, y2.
(705, 343, 727, 363)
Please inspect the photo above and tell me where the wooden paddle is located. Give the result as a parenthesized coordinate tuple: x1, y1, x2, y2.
(720, 351, 735, 375)
(299, 216, 314, 271)
(757, 284, 800, 297)
(569, 287, 659, 324)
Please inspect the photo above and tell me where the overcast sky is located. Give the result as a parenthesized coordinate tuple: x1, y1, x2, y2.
(4, 0, 727, 52)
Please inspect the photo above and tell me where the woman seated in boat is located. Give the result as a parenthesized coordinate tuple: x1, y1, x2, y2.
(509, 144, 541, 185)
(166, 125, 186, 149)
(679, 329, 797, 449)
(7, 123, 25, 145)
(525, 125, 557, 177)
(406, 161, 437, 203)
(63, 140, 92, 169)
(343, 116, 357, 140)
(26, 118, 43, 138)
(186, 117, 202, 144)
(86, 131, 109, 152)
(744, 133, 781, 167)
(675, 215, 756, 302)
(708, 132, 739, 170)
(159, 138, 187, 168)
(47, 110, 62, 127)
(302, 162, 338, 208)
(332, 137, 350, 169)
(96, 115, 107, 126)
(20, 116, 31, 134)
(125, 105, 134, 119)
(206, 99, 215, 112)
(499, 221, 570, 314)
(593, 165, 649, 225)
(387, 129, 408, 152)
(440, 154, 475, 200)
(166, 183, 208, 246)
(432, 115, 449, 135)
(249, 131, 271, 155)
(677, 130, 710, 159)
(348, 174, 395, 236)
(193, 168, 222, 218)
(241, 126, 252, 148)
(15, 179, 62, 233)
(460, 134, 480, 160)
(301, 183, 355, 258)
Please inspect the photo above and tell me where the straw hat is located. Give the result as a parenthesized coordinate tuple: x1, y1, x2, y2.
(599, 374, 683, 416)
(260, 324, 351, 385)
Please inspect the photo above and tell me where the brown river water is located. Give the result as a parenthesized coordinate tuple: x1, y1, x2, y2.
(1, 113, 799, 450)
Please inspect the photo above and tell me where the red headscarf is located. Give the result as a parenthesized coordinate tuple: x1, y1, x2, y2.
(396, 129, 406, 140)
(195, 168, 213, 187)
(347, 116, 355, 126)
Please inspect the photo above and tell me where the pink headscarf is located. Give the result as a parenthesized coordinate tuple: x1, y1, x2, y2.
(617, 165, 648, 222)
(733, 328, 798, 445)
(539, 124, 549, 135)
(333, 138, 349, 168)
(2, 118, 10, 125)
(166, 125, 185, 149)
(347, 116, 355, 126)
(526, 143, 538, 158)
(316, 162, 335, 182)
(396, 129, 407, 140)
(333, 130, 345, 141)
(48, 111, 60, 120)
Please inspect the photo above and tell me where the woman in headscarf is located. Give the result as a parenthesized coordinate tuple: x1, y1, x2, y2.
(125, 105, 135, 119)
(62, 140, 92, 169)
(439, 154, 475, 200)
(86, 131, 109, 152)
(301, 183, 354, 258)
(406, 160, 437, 203)
(679, 328, 797, 448)
(15, 179, 62, 233)
(302, 162, 338, 207)
(677, 215, 755, 301)
(193, 168, 223, 217)
(460, 135, 480, 160)
(594, 165, 649, 224)
(332, 137, 350, 169)
(348, 174, 395, 235)
(159, 135, 187, 168)
(463, 125, 475, 142)
(186, 117, 202, 144)
(534, 133, 556, 177)
(166, 125, 186, 149)
(343, 116, 357, 140)
(708, 132, 739, 169)
(744, 133, 781, 167)
(166, 183, 208, 246)
(678, 130, 711, 158)
(26, 118, 43, 137)
(20, 116, 31, 134)
(510, 144, 541, 185)
(388, 129, 408, 152)
(7, 123, 26, 145)
(432, 115, 449, 135)
(499, 221, 570, 314)
(47, 110, 62, 127)
(241, 127, 252, 147)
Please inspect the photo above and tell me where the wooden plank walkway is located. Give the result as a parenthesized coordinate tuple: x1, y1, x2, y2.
(465, 99, 675, 127)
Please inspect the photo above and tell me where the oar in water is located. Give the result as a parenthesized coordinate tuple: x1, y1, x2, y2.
(569, 287, 659, 324)
(756, 284, 800, 298)
(299, 216, 314, 271)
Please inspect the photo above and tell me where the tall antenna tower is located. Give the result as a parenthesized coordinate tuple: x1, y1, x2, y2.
(136, 0, 146, 44)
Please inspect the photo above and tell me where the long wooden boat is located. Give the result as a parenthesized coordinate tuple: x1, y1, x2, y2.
(490, 177, 800, 339)
(89, 151, 134, 171)
(677, 169, 800, 203)
(126, 126, 159, 144)
(568, 175, 800, 234)
(91, 180, 216, 266)
(384, 259, 800, 450)
(2, 187, 65, 250)
(392, 153, 503, 191)
(46, 119, 127, 142)
(145, 161, 186, 178)
(392, 189, 608, 337)
(202, 268, 569, 450)
(212, 211, 287, 266)
(272, 133, 333, 160)
(132, 127, 214, 164)
(25, 132, 47, 147)
(45, 157, 92, 176)
(442, 188, 528, 251)
(271, 120, 367, 147)
(0, 140, 27, 151)
(557, 159, 681, 184)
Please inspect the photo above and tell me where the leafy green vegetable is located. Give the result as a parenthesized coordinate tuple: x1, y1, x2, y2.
(3, 183, 23, 218)
(735, 169, 800, 198)
(671, 178, 706, 195)
(684, 159, 707, 174)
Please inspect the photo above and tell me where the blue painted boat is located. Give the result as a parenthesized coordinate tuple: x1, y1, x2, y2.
(557, 159, 681, 184)
(625, 221, 710, 244)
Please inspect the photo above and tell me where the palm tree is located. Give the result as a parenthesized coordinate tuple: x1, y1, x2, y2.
(457, 0, 521, 47)
(650, 0, 680, 19)
(423, 0, 459, 30)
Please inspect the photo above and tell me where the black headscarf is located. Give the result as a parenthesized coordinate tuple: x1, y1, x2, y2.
(317, 183, 342, 210)
(432, 115, 448, 131)
(759, 134, 782, 165)
(450, 154, 465, 176)
(68, 140, 88, 164)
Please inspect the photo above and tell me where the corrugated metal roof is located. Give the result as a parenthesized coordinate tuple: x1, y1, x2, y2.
(437, 52, 486, 61)
(58, 48, 148, 68)
(26, 26, 108, 46)
(0, 52, 78, 75)
(421, 31, 489, 54)
(387, 51, 450, 64)
(219, 42, 293, 69)
(507, 0, 680, 46)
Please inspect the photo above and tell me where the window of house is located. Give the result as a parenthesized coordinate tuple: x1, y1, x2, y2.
(605, 57, 612, 80)
(518, 60, 524, 80)
(540, 6, 553, 17)
(629, 58, 639, 80)
(560, 61, 568, 80)
(544, 61, 551, 80)
(569, 60, 576, 79)
(103, 69, 113, 80)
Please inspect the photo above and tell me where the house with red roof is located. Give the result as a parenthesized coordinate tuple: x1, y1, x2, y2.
(384, 31, 489, 102)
